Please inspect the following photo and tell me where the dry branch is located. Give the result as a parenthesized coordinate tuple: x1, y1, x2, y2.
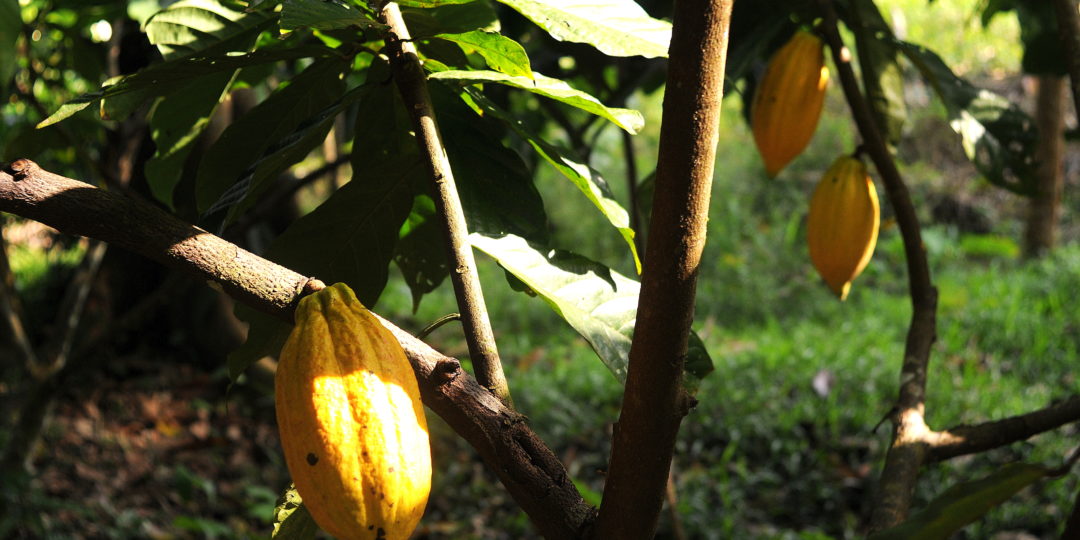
(0, 160, 591, 538)
(926, 396, 1080, 463)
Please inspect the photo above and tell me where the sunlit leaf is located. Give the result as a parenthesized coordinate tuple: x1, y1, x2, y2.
(850, 0, 906, 146)
(402, 2, 500, 37)
(144, 0, 278, 60)
(272, 484, 318, 539)
(434, 30, 531, 78)
(496, 0, 670, 58)
(280, 0, 386, 33)
(430, 69, 644, 133)
(470, 233, 713, 389)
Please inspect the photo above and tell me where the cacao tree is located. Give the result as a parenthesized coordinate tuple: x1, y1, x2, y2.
(0, 0, 1078, 538)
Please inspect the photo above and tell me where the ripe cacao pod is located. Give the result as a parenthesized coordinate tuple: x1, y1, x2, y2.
(751, 30, 830, 177)
(806, 156, 880, 300)
(276, 283, 431, 540)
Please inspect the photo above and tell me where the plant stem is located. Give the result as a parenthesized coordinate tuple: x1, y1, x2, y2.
(816, 0, 938, 531)
(379, 2, 511, 406)
(1054, 0, 1080, 119)
(595, 1, 734, 538)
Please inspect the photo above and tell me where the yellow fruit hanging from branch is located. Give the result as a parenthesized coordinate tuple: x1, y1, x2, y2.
(751, 30, 830, 177)
(275, 283, 431, 540)
(807, 156, 880, 300)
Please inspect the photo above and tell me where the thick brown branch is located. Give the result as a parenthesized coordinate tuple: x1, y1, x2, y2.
(816, 0, 938, 531)
(926, 395, 1080, 463)
(380, 2, 510, 406)
(0, 160, 591, 538)
(1054, 0, 1080, 120)
(595, 1, 734, 538)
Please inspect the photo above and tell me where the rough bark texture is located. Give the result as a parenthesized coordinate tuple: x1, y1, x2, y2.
(594, 1, 733, 538)
(926, 396, 1080, 463)
(380, 2, 510, 405)
(1024, 75, 1066, 258)
(815, 0, 939, 531)
(0, 161, 592, 538)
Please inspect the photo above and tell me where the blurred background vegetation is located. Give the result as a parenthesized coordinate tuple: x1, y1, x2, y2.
(1, 0, 1077, 538)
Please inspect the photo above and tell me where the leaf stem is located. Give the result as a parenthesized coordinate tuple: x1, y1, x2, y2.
(379, 2, 511, 405)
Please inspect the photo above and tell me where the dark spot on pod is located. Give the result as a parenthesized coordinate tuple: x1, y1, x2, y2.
(388, 467, 395, 473)
(368, 525, 374, 530)
(306, 453, 319, 466)
(376, 527, 386, 539)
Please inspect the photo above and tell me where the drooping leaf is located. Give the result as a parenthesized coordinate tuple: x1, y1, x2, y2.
(144, 70, 236, 208)
(280, 0, 386, 33)
(496, 0, 671, 58)
(434, 30, 531, 78)
(850, 0, 906, 146)
(195, 58, 348, 218)
(463, 88, 641, 272)
(272, 484, 319, 539)
(395, 194, 449, 311)
(869, 463, 1052, 540)
(895, 40, 1037, 195)
(402, 2, 500, 37)
(0, 0, 19, 97)
(432, 84, 550, 243)
(38, 45, 339, 127)
(430, 69, 644, 133)
(143, 0, 278, 61)
(1015, 1, 1066, 75)
(470, 233, 713, 389)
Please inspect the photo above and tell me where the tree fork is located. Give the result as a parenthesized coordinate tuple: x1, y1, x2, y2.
(0, 160, 592, 538)
(595, 1, 733, 538)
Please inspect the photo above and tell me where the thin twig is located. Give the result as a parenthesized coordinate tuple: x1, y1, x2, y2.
(379, 3, 511, 405)
(596, 1, 734, 538)
(925, 395, 1080, 463)
(815, 0, 939, 531)
(0, 162, 591, 538)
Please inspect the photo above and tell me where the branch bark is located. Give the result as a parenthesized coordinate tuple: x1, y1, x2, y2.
(816, 0, 939, 531)
(1054, 0, 1080, 119)
(595, 1, 733, 538)
(925, 395, 1080, 463)
(379, 2, 511, 406)
(0, 160, 592, 538)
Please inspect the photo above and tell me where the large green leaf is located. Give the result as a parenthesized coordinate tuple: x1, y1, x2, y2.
(38, 45, 339, 127)
(430, 69, 644, 133)
(496, 0, 671, 58)
(144, 0, 278, 60)
(280, 0, 386, 33)
(144, 71, 236, 208)
(850, 0, 906, 146)
(195, 58, 348, 218)
(895, 40, 1037, 195)
(402, 2, 500, 37)
(271, 484, 318, 540)
(395, 194, 449, 311)
(463, 88, 641, 272)
(434, 30, 531, 78)
(0, 0, 19, 98)
(869, 463, 1052, 540)
(470, 233, 713, 389)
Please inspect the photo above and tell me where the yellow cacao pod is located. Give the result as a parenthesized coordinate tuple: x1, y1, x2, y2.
(806, 156, 880, 300)
(751, 30, 830, 177)
(275, 283, 431, 540)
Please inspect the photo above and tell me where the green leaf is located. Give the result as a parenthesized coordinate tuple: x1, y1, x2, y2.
(399, 0, 477, 6)
(395, 194, 449, 311)
(430, 69, 644, 134)
(38, 45, 339, 128)
(144, 0, 278, 61)
(869, 463, 1051, 540)
(227, 305, 289, 380)
(464, 88, 641, 272)
(272, 484, 319, 539)
(895, 40, 1037, 195)
(1015, 2, 1066, 75)
(280, 0, 386, 33)
(402, 2, 500, 37)
(470, 233, 713, 389)
(434, 30, 531, 78)
(195, 58, 348, 218)
(495, 0, 671, 58)
(850, 0, 906, 146)
(144, 70, 236, 208)
(0, 0, 19, 97)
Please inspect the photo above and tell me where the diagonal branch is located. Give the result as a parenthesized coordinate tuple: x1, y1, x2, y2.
(595, 1, 734, 538)
(379, 2, 511, 406)
(926, 395, 1080, 463)
(816, 0, 938, 531)
(0, 160, 591, 538)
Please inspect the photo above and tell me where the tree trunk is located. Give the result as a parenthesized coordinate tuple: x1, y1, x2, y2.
(1024, 75, 1066, 258)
